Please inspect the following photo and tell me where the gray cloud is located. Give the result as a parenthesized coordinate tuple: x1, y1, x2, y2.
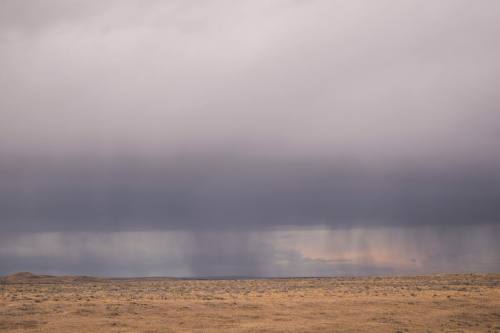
(1, 0, 500, 275)
(1, 156, 500, 232)
(1, 226, 499, 277)
(1, 0, 499, 160)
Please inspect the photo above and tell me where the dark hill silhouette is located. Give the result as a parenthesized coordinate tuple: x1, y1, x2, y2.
(0, 272, 103, 284)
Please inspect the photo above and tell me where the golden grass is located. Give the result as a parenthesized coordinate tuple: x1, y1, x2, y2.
(1, 274, 499, 332)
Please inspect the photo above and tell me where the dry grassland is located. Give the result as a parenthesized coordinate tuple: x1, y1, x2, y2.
(1, 273, 499, 332)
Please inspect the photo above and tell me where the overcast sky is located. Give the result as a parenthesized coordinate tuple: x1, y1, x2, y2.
(1, 0, 499, 276)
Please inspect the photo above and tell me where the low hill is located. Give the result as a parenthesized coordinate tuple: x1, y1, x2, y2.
(0, 272, 103, 284)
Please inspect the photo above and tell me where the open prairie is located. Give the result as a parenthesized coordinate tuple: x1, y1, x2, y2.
(1, 273, 499, 332)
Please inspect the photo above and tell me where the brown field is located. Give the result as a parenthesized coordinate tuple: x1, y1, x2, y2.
(1, 273, 499, 333)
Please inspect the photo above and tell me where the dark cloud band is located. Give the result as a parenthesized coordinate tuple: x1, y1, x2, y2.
(2, 156, 499, 232)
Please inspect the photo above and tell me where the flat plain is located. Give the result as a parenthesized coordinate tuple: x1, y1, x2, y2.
(1, 273, 499, 332)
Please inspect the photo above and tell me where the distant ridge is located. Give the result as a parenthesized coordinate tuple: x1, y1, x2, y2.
(2, 272, 496, 284)
(0, 272, 182, 284)
(0, 272, 103, 284)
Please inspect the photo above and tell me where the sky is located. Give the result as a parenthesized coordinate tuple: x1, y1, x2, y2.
(1, 0, 500, 277)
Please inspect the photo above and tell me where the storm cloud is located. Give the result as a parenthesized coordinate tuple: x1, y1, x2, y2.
(1, 156, 500, 232)
(2, 225, 500, 277)
(1, 0, 499, 276)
